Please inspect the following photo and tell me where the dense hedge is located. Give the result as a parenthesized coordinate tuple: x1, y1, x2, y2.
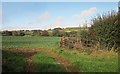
(89, 11, 120, 50)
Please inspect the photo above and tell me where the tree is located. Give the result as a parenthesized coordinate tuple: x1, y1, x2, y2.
(19, 31, 25, 36)
(32, 30, 42, 36)
(2, 31, 12, 36)
(69, 31, 77, 37)
(11, 30, 25, 36)
(53, 27, 63, 30)
(52, 30, 61, 37)
(41, 30, 49, 36)
(12, 31, 18, 36)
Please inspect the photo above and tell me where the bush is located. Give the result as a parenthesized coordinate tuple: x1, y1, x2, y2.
(32, 30, 42, 36)
(69, 31, 77, 37)
(2, 31, 12, 36)
(41, 30, 49, 36)
(52, 30, 61, 37)
(90, 11, 120, 50)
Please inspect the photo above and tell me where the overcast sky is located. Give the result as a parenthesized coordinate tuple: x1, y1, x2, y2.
(1, 2, 118, 30)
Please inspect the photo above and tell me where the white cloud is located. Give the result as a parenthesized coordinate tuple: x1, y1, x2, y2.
(42, 16, 64, 30)
(73, 7, 97, 27)
(73, 7, 97, 19)
(53, 16, 63, 27)
(0, 9, 2, 25)
(1, 26, 34, 31)
(36, 11, 51, 22)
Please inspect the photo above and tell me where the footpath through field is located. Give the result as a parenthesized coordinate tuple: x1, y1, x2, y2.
(40, 48, 80, 72)
(5, 48, 81, 72)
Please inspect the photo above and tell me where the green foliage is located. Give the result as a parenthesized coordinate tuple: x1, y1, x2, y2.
(2, 50, 26, 72)
(2, 36, 59, 48)
(53, 48, 118, 72)
(33, 52, 65, 72)
(41, 30, 49, 36)
(2, 31, 12, 36)
(1, 27, 84, 37)
(18, 31, 25, 36)
(69, 31, 77, 37)
(11, 31, 18, 36)
(79, 28, 95, 47)
(90, 11, 120, 50)
(52, 30, 61, 37)
(2, 30, 25, 36)
(31, 30, 42, 36)
(80, 30, 89, 39)
(2, 36, 118, 72)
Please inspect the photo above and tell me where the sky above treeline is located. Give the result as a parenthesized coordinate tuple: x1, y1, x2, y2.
(1, 2, 118, 31)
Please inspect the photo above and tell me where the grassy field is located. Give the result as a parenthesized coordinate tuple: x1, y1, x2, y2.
(33, 52, 65, 72)
(53, 47, 118, 72)
(2, 50, 26, 72)
(2, 36, 118, 72)
(2, 36, 60, 48)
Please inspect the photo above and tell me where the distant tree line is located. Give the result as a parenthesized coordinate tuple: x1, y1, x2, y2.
(1, 28, 78, 37)
(1, 30, 25, 36)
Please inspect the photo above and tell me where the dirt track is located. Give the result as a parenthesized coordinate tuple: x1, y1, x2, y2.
(40, 48, 81, 72)
(4, 48, 81, 72)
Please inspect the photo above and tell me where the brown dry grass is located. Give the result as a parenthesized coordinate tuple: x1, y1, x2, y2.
(90, 49, 118, 57)
(89, 41, 118, 57)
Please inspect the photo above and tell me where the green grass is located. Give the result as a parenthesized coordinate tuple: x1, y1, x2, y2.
(33, 51, 65, 72)
(2, 36, 59, 48)
(52, 47, 118, 72)
(2, 36, 61, 72)
(2, 50, 26, 72)
(2, 36, 118, 72)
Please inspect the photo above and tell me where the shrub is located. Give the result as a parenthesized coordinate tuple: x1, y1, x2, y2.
(41, 30, 49, 36)
(89, 11, 120, 50)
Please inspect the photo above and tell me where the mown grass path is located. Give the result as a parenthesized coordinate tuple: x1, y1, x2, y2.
(40, 48, 81, 72)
